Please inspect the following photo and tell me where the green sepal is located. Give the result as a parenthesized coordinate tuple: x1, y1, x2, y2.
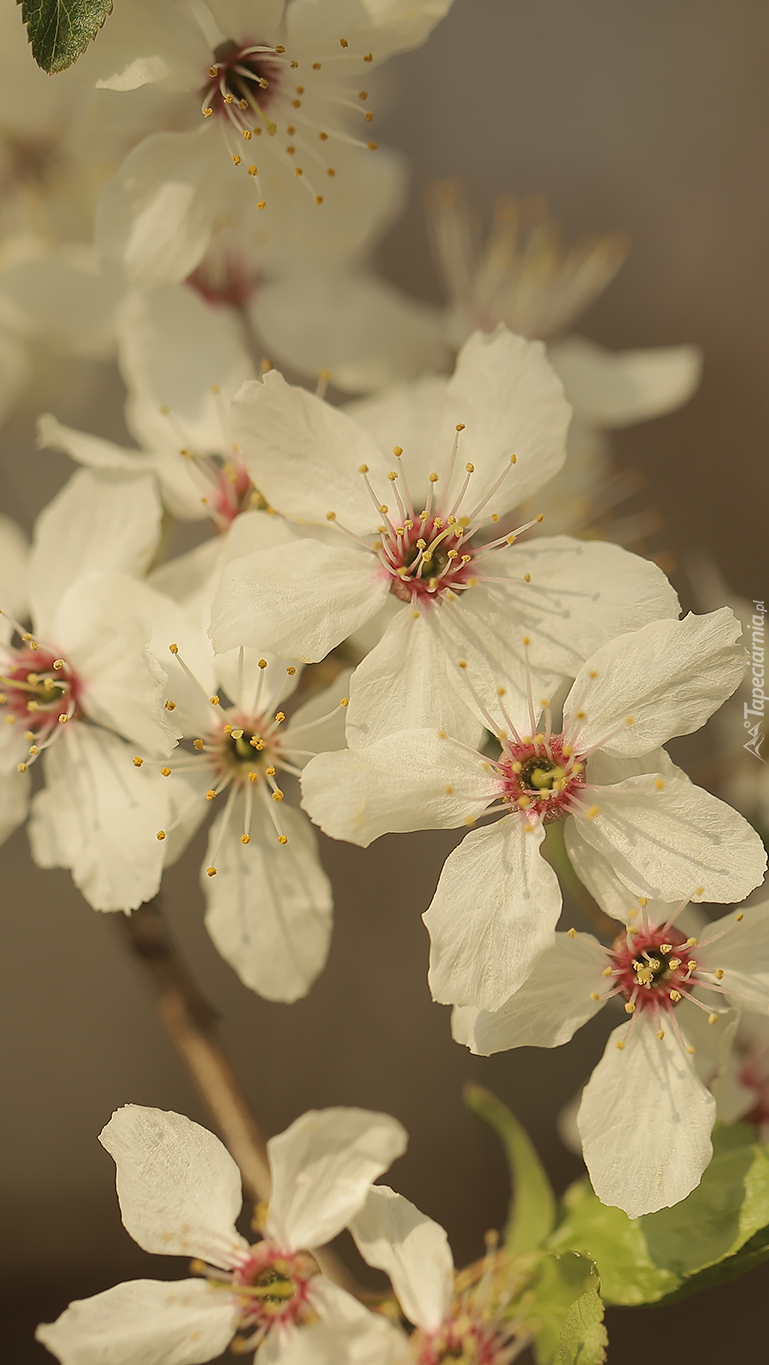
(464, 1083, 556, 1253)
(17, 0, 114, 74)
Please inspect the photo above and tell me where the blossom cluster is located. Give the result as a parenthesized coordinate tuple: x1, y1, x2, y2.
(1, 0, 765, 1359)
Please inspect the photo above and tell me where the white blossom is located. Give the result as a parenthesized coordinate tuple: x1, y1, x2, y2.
(0, 469, 207, 911)
(210, 325, 679, 746)
(302, 609, 767, 1010)
(37, 1104, 407, 1365)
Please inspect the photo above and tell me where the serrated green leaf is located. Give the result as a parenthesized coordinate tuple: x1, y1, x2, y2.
(464, 1084, 556, 1253)
(18, 0, 114, 74)
(521, 1251, 603, 1365)
(553, 1286, 607, 1365)
(549, 1126, 769, 1305)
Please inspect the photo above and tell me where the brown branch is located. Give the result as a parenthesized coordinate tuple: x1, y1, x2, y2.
(116, 898, 357, 1291)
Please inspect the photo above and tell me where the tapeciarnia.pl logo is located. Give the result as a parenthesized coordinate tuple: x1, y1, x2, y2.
(744, 599, 766, 761)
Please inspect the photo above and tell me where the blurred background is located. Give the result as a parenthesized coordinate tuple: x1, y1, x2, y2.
(3, 0, 768, 1359)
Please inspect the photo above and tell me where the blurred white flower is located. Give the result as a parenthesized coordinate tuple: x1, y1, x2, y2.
(39, 283, 257, 526)
(302, 610, 766, 1011)
(350, 1185, 521, 1364)
(427, 187, 703, 543)
(453, 890, 769, 1217)
(0, 469, 211, 911)
(210, 326, 679, 746)
(37, 1103, 408, 1365)
(74, 0, 453, 286)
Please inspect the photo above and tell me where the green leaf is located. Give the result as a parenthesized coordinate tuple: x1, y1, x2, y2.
(521, 1251, 604, 1365)
(549, 1178, 678, 1306)
(17, 0, 114, 74)
(464, 1084, 556, 1253)
(553, 1285, 607, 1365)
(549, 1125, 769, 1305)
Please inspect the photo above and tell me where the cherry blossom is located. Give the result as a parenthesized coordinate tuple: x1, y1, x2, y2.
(37, 1104, 408, 1364)
(0, 469, 209, 911)
(302, 609, 767, 1010)
(210, 325, 679, 746)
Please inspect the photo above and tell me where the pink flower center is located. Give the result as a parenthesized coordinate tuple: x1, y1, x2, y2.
(608, 924, 696, 1016)
(212, 458, 255, 527)
(208, 707, 284, 786)
(498, 732, 586, 823)
(0, 645, 80, 739)
(386, 511, 477, 603)
(412, 1316, 507, 1365)
(230, 1243, 318, 1334)
(187, 252, 261, 310)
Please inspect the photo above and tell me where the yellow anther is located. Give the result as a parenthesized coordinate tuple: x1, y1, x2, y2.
(241, 835, 251, 845)
(686, 1045, 696, 1055)
(277, 834, 288, 844)
(616, 1040, 625, 1050)
(206, 789, 217, 801)
(53, 659, 64, 670)
(206, 866, 217, 877)
(429, 472, 439, 483)
(687, 960, 698, 971)
(194, 739, 204, 751)
(714, 969, 725, 980)
(156, 830, 166, 840)
(659, 943, 672, 955)
(368, 141, 377, 150)
(272, 790, 284, 802)
(708, 1013, 719, 1025)
(165, 700, 177, 711)
(670, 989, 682, 1002)
(685, 937, 698, 947)
(393, 446, 403, 456)
(602, 966, 613, 977)
(590, 992, 601, 1001)
(274, 711, 285, 723)
(379, 504, 388, 514)
(231, 729, 244, 740)
(232, 155, 241, 165)
(17, 762, 28, 772)
(567, 927, 577, 939)
(522, 635, 531, 646)
(265, 766, 276, 777)
(624, 1001, 635, 1014)
(736, 911, 745, 921)
(203, 107, 213, 117)
(248, 772, 258, 782)
(657, 1029, 665, 1040)
(625, 715, 634, 725)
(654, 779, 665, 791)
(668, 958, 681, 970)
(57, 713, 69, 724)
(465, 462, 474, 473)
(169, 643, 179, 654)
(243, 129, 253, 140)
(585, 805, 600, 819)
(210, 695, 220, 705)
(161, 767, 171, 777)
(286, 666, 296, 676)
(445, 785, 454, 795)
(388, 470, 398, 481)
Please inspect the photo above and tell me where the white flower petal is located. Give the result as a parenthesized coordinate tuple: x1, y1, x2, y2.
(203, 797, 333, 1004)
(350, 1186, 453, 1332)
(95, 130, 222, 288)
(699, 898, 769, 1014)
(266, 1108, 407, 1250)
(439, 327, 571, 511)
(28, 726, 167, 913)
(274, 1312, 408, 1365)
(210, 540, 389, 662)
(345, 609, 486, 749)
(284, 667, 353, 763)
(563, 822, 675, 926)
(120, 284, 253, 455)
(0, 248, 121, 358)
(255, 270, 447, 395)
(99, 1105, 248, 1266)
(577, 1017, 716, 1218)
(287, 0, 454, 62)
(451, 932, 607, 1055)
(549, 337, 703, 428)
(343, 376, 451, 503)
(424, 816, 562, 1010)
(475, 535, 680, 679)
(55, 573, 178, 756)
(572, 771, 767, 905)
(0, 764, 30, 848)
(29, 469, 162, 640)
(35, 1278, 239, 1365)
(301, 727, 494, 847)
(565, 609, 746, 757)
(37, 413, 151, 474)
(231, 370, 386, 533)
(0, 510, 29, 625)
(73, 0, 207, 90)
